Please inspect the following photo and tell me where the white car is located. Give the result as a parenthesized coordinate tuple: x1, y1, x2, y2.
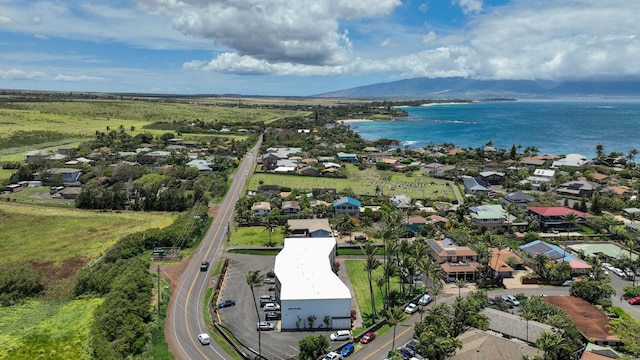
(501, 295, 520, 306)
(603, 263, 614, 271)
(418, 293, 432, 306)
(329, 330, 351, 341)
(323, 351, 342, 360)
(404, 303, 419, 314)
(197, 333, 210, 345)
(613, 268, 625, 277)
(263, 303, 280, 311)
(256, 321, 275, 331)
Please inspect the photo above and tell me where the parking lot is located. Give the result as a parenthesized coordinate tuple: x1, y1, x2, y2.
(216, 253, 350, 360)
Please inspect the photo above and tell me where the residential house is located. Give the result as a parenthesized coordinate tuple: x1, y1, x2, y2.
(257, 185, 280, 197)
(580, 343, 623, 360)
(501, 191, 535, 208)
(461, 175, 491, 194)
(551, 153, 588, 168)
(526, 206, 587, 232)
(600, 185, 635, 199)
(251, 202, 272, 217)
(422, 163, 455, 176)
(468, 204, 527, 232)
(186, 159, 213, 172)
(59, 187, 82, 199)
(281, 201, 301, 215)
(527, 169, 556, 188)
(489, 248, 523, 278)
(591, 172, 610, 185)
(520, 240, 592, 275)
(556, 180, 598, 197)
(478, 171, 506, 185)
(333, 197, 361, 218)
(323, 162, 341, 169)
(427, 214, 450, 229)
(299, 166, 319, 176)
(481, 308, 555, 345)
(287, 219, 332, 237)
(427, 238, 479, 281)
(33, 168, 83, 184)
(542, 296, 619, 346)
(336, 152, 358, 163)
(405, 215, 428, 237)
(390, 194, 412, 210)
(454, 329, 542, 360)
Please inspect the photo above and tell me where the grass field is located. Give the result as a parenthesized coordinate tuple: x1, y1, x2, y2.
(228, 225, 284, 247)
(0, 298, 102, 360)
(246, 167, 456, 200)
(0, 202, 175, 266)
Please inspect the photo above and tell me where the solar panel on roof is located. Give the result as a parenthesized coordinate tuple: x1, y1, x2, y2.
(428, 239, 443, 253)
(546, 250, 564, 260)
(442, 238, 454, 246)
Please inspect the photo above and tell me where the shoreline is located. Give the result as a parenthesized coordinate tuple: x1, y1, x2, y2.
(337, 118, 375, 124)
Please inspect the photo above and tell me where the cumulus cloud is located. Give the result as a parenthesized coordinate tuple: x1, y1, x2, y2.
(0, 16, 13, 25)
(0, 68, 45, 79)
(137, 0, 401, 66)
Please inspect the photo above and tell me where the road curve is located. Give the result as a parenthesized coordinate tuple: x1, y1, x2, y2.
(167, 138, 261, 360)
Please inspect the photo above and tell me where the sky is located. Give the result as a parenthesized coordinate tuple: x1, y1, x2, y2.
(1, 0, 639, 96)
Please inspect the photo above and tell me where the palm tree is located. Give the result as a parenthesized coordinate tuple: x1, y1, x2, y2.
(362, 243, 382, 320)
(384, 306, 407, 351)
(263, 216, 277, 247)
(561, 211, 578, 259)
(521, 309, 535, 343)
(595, 144, 605, 161)
(453, 278, 467, 297)
(536, 330, 570, 360)
(245, 270, 265, 359)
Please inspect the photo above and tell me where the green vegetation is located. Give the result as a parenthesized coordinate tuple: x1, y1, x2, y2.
(246, 168, 455, 200)
(0, 298, 102, 360)
(0, 202, 175, 266)
(228, 225, 284, 246)
(149, 278, 174, 360)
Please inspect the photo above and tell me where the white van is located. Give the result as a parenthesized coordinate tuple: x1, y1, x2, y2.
(329, 330, 351, 341)
(197, 333, 211, 345)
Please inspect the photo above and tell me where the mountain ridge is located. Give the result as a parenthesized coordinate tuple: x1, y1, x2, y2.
(315, 77, 640, 99)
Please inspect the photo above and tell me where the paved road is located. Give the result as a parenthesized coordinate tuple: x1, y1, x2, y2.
(167, 139, 261, 360)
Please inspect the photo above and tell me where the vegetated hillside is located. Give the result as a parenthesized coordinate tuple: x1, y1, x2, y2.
(315, 77, 640, 99)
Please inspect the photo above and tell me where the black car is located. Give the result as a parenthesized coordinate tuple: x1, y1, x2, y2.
(200, 261, 210, 271)
(218, 300, 236, 308)
(265, 311, 281, 320)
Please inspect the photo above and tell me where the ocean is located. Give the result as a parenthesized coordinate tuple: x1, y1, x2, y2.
(347, 99, 640, 160)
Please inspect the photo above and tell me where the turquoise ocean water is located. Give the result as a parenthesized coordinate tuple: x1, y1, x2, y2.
(348, 99, 640, 160)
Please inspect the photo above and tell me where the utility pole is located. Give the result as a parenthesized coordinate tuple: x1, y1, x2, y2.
(157, 265, 161, 317)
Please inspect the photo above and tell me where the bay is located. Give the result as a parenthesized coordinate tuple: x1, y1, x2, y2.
(347, 99, 640, 160)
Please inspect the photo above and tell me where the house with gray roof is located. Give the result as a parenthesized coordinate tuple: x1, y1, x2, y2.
(482, 307, 555, 344)
(461, 175, 490, 194)
(287, 219, 332, 237)
(501, 191, 535, 208)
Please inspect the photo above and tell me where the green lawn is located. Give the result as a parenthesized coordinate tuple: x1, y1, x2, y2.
(228, 225, 284, 247)
(246, 167, 455, 200)
(0, 298, 102, 360)
(0, 202, 175, 266)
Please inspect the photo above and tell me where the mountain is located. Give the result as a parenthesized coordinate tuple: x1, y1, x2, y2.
(315, 77, 640, 99)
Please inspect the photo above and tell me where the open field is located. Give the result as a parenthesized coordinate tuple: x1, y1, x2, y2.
(0, 298, 102, 360)
(228, 225, 284, 246)
(0, 202, 175, 267)
(246, 167, 456, 200)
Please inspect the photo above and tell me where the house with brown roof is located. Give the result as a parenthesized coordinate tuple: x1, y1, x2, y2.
(281, 201, 301, 214)
(542, 296, 620, 346)
(454, 328, 541, 360)
(427, 238, 479, 281)
(287, 219, 332, 237)
(488, 248, 522, 278)
(591, 172, 610, 185)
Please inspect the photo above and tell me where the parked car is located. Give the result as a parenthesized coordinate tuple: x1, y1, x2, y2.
(360, 332, 376, 344)
(404, 303, 419, 314)
(340, 343, 355, 357)
(266, 270, 276, 278)
(330, 330, 351, 341)
(256, 321, 275, 331)
(624, 268, 635, 278)
(562, 280, 574, 287)
(636, 268, 640, 276)
(200, 261, 209, 271)
(260, 294, 276, 306)
(628, 296, 640, 305)
(264, 277, 276, 284)
(602, 263, 614, 271)
(405, 339, 419, 352)
(197, 333, 211, 345)
(217, 300, 236, 308)
(322, 352, 342, 360)
(397, 346, 420, 360)
(263, 303, 280, 311)
(418, 293, 432, 306)
(613, 268, 626, 277)
(501, 295, 520, 306)
(265, 311, 281, 320)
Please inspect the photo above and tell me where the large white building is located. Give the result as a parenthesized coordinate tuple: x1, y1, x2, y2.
(274, 237, 352, 330)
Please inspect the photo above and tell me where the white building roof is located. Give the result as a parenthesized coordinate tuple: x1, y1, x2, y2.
(275, 237, 351, 301)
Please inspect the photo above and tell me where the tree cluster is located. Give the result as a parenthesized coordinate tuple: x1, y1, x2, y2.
(0, 263, 44, 306)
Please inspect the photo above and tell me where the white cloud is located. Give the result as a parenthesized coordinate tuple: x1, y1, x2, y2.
(137, 0, 401, 65)
(453, 0, 483, 15)
(0, 16, 13, 25)
(0, 68, 45, 79)
(421, 31, 437, 44)
(51, 74, 106, 82)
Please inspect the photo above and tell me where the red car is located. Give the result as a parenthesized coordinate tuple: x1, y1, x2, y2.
(628, 296, 640, 305)
(360, 332, 376, 344)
